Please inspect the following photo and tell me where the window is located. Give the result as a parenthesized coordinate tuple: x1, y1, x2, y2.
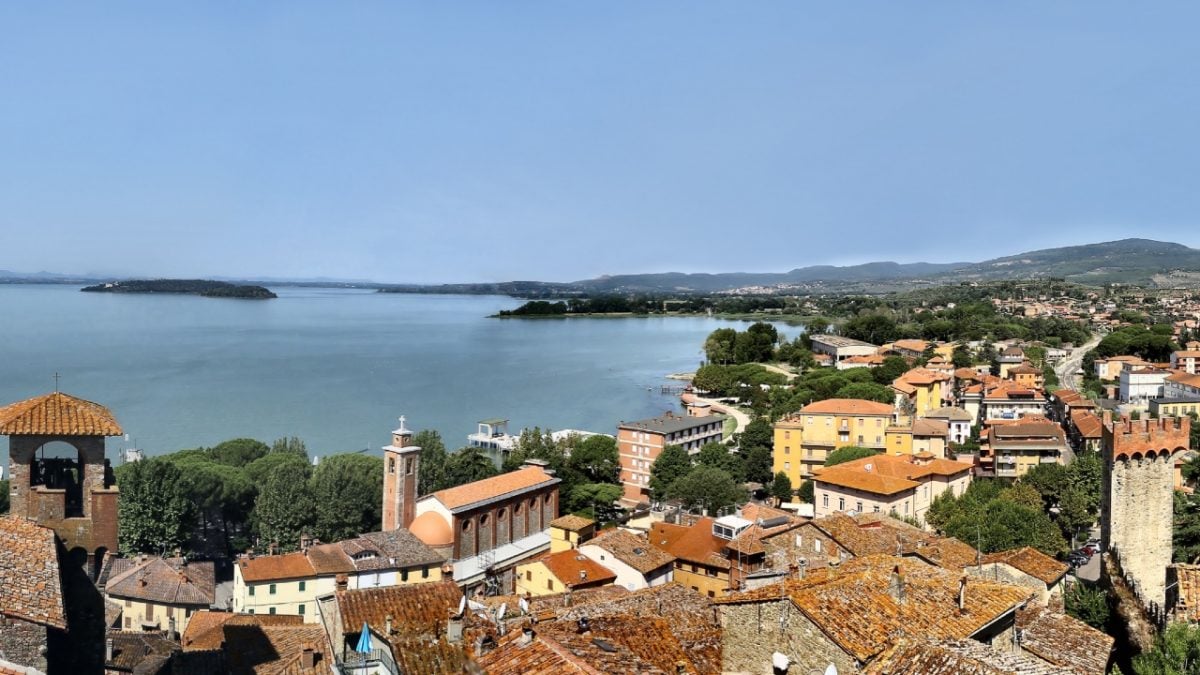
(481, 513, 489, 527)
(249, 586, 256, 597)
(388, 458, 395, 474)
(707, 590, 715, 598)
(784, 431, 791, 440)
(856, 501, 863, 512)
(269, 584, 277, 595)
(905, 502, 910, 514)
(422, 566, 430, 579)
(248, 609, 255, 615)
(822, 495, 829, 507)
(298, 604, 305, 615)
(124, 598, 131, 608)
(298, 581, 306, 592)
(874, 506, 880, 513)
(463, 520, 472, 532)
(784, 446, 790, 454)
(124, 617, 131, 629)
(838, 498, 845, 511)
(405, 458, 415, 475)
(269, 607, 276, 615)
(526, 570, 532, 581)
(547, 579, 554, 591)
(402, 569, 409, 582)
(784, 462, 790, 471)
(815, 540, 822, 553)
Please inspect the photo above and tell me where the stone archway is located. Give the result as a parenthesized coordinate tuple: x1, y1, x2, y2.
(32, 440, 85, 517)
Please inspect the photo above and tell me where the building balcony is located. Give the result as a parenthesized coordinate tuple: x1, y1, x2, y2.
(337, 649, 398, 675)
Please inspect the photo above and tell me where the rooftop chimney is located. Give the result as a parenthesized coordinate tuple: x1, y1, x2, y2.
(300, 644, 316, 669)
(577, 617, 590, 634)
(888, 565, 905, 605)
(520, 628, 535, 647)
(958, 575, 967, 612)
(447, 615, 464, 644)
(105, 638, 114, 662)
(385, 614, 393, 635)
(335, 574, 348, 591)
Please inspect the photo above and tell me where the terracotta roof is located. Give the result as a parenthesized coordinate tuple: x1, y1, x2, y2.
(301, 542, 354, 575)
(799, 398, 894, 416)
(719, 555, 1031, 661)
(1009, 364, 1042, 375)
(102, 556, 216, 606)
(894, 368, 948, 387)
(815, 466, 920, 496)
(222, 623, 332, 674)
(649, 518, 729, 569)
(105, 630, 179, 672)
(814, 454, 971, 497)
(586, 528, 675, 574)
(357, 530, 445, 568)
(238, 551, 315, 583)
(538, 550, 617, 588)
(548, 514, 595, 532)
(927, 406, 974, 422)
(182, 612, 304, 651)
(1168, 371, 1200, 388)
(892, 339, 930, 353)
(0, 391, 123, 436)
(1070, 411, 1104, 439)
(336, 580, 463, 638)
(477, 626, 622, 674)
(980, 547, 1069, 586)
(1016, 604, 1114, 675)
(912, 418, 949, 437)
(0, 516, 66, 629)
(911, 537, 982, 571)
(810, 513, 935, 558)
(865, 637, 1066, 674)
(427, 466, 559, 512)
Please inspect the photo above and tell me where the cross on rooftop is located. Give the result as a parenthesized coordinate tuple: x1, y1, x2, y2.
(53, 372, 60, 392)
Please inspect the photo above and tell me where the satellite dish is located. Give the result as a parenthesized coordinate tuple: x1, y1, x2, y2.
(496, 603, 507, 621)
(467, 598, 487, 611)
(456, 595, 467, 617)
(825, 664, 838, 675)
(519, 597, 530, 614)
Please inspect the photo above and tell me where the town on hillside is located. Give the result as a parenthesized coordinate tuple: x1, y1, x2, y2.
(3, 293, 1200, 674)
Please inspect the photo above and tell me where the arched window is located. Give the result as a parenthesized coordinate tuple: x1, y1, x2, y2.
(462, 520, 472, 532)
(480, 513, 490, 527)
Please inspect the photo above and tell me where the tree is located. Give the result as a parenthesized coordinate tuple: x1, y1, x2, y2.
(245, 452, 311, 486)
(649, 444, 692, 501)
(872, 357, 910, 385)
(1174, 491, 1200, 564)
(412, 430, 450, 495)
(569, 483, 624, 522)
(798, 479, 814, 503)
(734, 323, 779, 364)
(951, 343, 973, 369)
(1132, 622, 1200, 675)
(445, 448, 500, 486)
(311, 454, 384, 542)
(1064, 582, 1111, 630)
(842, 314, 898, 345)
(704, 328, 738, 364)
(209, 438, 271, 467)
(744, 446, 774, 485)
(998, 483, 1043, 511)
(825, 446, 880, 467)
(270, 436, 308, 458)
(696, 442, 746, 483)
(770, 472, 793, 504)
(667, 465, 747, 514)
(737, 418, 774, 454)
(568, 435, 620, 484)
(255, 462, 317, 552)
(834, 382, 894, 404)
(116, 459, 195, 556)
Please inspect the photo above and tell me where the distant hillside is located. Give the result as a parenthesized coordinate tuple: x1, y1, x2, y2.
(81, 279, 277, 299)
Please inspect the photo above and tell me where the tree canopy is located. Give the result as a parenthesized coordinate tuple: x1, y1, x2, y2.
(825, 446, 881, 467)
(666, 465, 747, 514)
(311, 454, 384, 543)
(116, 459, 195, 556)
(649, 444, 692, 501)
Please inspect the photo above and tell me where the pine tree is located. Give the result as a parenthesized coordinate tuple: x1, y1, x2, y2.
(116, 459, 194, 556)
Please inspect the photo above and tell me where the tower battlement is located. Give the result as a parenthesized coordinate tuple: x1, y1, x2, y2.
(1102, 412, 1190, 461)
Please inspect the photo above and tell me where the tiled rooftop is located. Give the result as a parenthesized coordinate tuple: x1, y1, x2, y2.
(0, 391, 124, 436)
(586, 528, 675, 574)
(181, 611, 304, 651)
(799, 398, 894, 416)
(428, 466, 559, 512)
(649, 518, 729, 569)
(105, 630, 179, 672)
(1016, 604, 1114, 675)
(238, 551, 315, 583)
(548, 514, 595, 532)
(101, 556, 216, 606)
(719, 555, 1032, 661)
(0, 516, 66, 629)
(335, 579, 463, 639)
(980, 548, 1069, 586)
(222, 623, 332, 674)
(538, 549, 617, 588)
(865, 637, 1068, 674)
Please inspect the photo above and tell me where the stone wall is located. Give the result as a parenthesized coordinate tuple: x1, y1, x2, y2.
(966, 563, 1051, 606)
(0, 615, 49, 673)
(1105, 454, 1174, 609)
(720, 599, 857, 675)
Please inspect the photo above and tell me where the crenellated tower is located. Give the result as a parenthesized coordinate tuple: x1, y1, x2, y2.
(1101, 413, 1191, 611)
(382, 416, 422, 532)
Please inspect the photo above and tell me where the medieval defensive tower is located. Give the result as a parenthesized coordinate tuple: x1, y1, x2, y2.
(1101, 413, 1190, 611)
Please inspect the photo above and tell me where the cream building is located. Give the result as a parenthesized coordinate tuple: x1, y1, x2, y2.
(99, 555, 215, 634)
(812, 453, 972, 524)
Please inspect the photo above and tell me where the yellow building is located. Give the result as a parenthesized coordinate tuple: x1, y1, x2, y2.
(982, 418, 1069, 478)
(515, 548, 616, 596)
(232, 531, 445, 622)
(548, 514, 596, 554)
(773, 398, 894, 488)
(100, 556, 215, 634)
(885, 425, 913, 456)
(891, 368, 947, 418)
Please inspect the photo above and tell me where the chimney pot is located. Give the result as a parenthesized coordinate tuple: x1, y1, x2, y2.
(300, 644, 316, 669)
(105, 638, 114, 662)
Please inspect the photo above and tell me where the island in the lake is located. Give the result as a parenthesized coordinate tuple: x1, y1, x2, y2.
(81, 279, 277, 299)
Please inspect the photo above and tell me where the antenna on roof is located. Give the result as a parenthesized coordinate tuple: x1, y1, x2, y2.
(53, 372, 60, 392)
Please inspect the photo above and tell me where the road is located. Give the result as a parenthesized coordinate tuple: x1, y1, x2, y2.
(1054, 333, 1102, 391)
(756, 362, 799, 381)
(681, 392, 751, 434)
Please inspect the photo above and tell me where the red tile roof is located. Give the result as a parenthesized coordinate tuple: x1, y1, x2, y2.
(0, 391, 123, 436)
(335, 580, 463, 638)
(799, 398, 895, 416)
(585, 528, 675, 575)
(102, 556, 216, 606)
(237, 551, 315, 583)
(222, 623, 332, 674)
(428, 466, 558, 511)
(1016, 604, 1114, 675)
(980, 547, 1069, 586)
(0, 516, 66, 629)
(538, 550, 617, 588)
(181, 612, 304, 651)
(649, 518, 729, 569)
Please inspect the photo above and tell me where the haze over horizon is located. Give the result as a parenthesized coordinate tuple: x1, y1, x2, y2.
(3, 3, 1199, 284)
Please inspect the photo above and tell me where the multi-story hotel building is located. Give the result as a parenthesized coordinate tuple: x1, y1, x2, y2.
(772, 398, 894, 487)
(616, 411, 726, 506)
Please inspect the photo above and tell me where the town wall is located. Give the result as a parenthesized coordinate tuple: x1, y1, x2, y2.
(720, 599, 856, 675)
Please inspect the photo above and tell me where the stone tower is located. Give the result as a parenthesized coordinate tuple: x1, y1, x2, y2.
(382, 416, 421, 531)
(0, 392, 122, 572)
(1101, 413, 1191, 610)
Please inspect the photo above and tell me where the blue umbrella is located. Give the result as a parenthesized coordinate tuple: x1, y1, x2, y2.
(355, 622, 372, 654)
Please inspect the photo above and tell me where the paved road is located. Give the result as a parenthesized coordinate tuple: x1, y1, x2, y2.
(1054, 333, 1103, 391)
(681, 392, 751, 434)
(756, 362, 799, 381)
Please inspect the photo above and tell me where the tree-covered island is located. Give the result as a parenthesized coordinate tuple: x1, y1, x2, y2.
(81, 279, 277, 299)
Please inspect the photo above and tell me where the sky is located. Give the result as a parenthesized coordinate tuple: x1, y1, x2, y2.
(1, 3, 1198, 284)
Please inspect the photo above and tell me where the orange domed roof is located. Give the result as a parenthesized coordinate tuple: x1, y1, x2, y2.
(410, 511, 453, 547)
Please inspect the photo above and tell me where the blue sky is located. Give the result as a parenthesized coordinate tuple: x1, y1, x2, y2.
(1, 3, 1197, 283)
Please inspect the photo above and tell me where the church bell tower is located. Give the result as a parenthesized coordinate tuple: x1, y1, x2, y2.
(382, 416, 422, 531)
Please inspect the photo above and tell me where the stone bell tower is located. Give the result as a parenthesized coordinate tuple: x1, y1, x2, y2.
(0, 391, 122, 569)
(382, 416, 422, 532)
(1101, 413, 1191, 611)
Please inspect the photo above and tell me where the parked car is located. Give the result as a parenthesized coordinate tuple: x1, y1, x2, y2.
(1066, 553, 1088, 568)
(1075, 547, 1094, 558)
(1083, 543, 1101, 555)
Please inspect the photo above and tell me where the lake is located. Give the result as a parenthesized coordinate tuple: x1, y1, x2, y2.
(0, 285, 799, 461)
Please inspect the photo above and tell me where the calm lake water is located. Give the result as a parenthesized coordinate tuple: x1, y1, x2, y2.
(0, 285, 798, 461)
